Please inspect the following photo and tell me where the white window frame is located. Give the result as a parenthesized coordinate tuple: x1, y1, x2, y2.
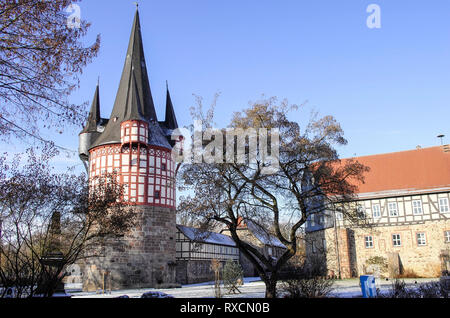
(388, 202, 398, 217)
(392, 234, 401, 247)
(445, 231, 450, 243)
(416, 233, 426, 246)
(309, 215, 315, 227)
(372, 204, 381, 218)
(439, 198, 449, 213)
(365, 236, 374, 249)
(412, 200, 423, 215)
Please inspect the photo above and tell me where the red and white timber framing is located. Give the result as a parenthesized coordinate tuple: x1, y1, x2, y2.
(88, 121, 176, 209)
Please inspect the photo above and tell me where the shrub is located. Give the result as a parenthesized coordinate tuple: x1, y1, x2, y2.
(379, 279, 449, 298)
(396, 269, 420, 279)
(222, 260, 244, 294)
(280, 257, 334, 298)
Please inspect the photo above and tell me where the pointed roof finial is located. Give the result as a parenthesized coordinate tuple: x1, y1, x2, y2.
(91, 7, 160, 149)
(81, 83, 101, 134)
(134, 1, 139, 9)
(166, 80, 169, 91)
(164, 83, 178, 130)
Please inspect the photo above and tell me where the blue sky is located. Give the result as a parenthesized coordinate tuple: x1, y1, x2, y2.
(8, 0, 450, 172)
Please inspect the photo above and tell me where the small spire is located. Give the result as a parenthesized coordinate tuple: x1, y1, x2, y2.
(81, 83, 101, 133)
(164, 83, 178, 130)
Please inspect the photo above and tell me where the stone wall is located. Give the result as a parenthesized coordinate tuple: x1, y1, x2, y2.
(351, 220, 450, 278)
(307, 219, 450, 279)
(81, 206, 176, 291)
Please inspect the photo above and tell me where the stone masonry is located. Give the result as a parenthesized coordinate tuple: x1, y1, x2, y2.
(82, 206, 176, 291)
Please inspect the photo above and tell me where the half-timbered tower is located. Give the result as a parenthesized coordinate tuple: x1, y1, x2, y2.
(78, 8, 179, 290)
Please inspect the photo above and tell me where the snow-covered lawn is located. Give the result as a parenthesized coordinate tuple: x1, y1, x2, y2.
(69, 277, 440, 298)
(70, 277, 266, 298)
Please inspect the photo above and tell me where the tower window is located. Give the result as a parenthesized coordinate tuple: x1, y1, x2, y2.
(161, 163, 167, 171)
(154, 190, 160, 199)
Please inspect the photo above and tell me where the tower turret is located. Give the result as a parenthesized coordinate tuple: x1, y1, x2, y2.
(79, 8, 178, 291)
(78, 83, 107, 172)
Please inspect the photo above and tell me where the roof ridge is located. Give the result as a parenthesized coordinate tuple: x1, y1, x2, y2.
(343, 145, 447, 160)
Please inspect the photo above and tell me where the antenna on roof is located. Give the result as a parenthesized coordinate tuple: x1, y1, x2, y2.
(437, 134, 445, 145)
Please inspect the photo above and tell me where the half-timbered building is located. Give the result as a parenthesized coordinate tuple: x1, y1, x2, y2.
(306, 145, 450, 278)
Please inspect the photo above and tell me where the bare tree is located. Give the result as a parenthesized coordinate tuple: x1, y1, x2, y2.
(0, 146, 136, 297)
(177, 96, 368, 298)
(0, 0, 100, 141)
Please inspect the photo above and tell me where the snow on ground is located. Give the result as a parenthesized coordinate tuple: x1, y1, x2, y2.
(69, 277, 440, 298)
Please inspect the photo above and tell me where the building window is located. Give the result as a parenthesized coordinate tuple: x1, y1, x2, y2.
(318, 215, 325, 225)
(388, 202, 398, 217)
(154, 190, 160, 199)
(372, 204, 381, 218)
(392, 234, 401, 247)
(416, 233, 426, 246)
(311, 241, 316, 254)
(161, 163, 167, 171)
(445, 231, 450, 243)
(309, 215, 315, 227)
(439, 198, 449, 213)
(412, 200, 423, 215)
(357, 205, 365, 219)
(322, 239, 327, 251)
(365, 236, 374, 249)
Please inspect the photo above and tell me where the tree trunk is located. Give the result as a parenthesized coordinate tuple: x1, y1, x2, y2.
(264, 275, 278, 298)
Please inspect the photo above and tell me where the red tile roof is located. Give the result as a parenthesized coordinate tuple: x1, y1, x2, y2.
(342, 145, 450, 197)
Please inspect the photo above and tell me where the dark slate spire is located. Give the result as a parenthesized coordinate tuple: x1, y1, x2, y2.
(80, 83, 100, 134)
(164, 82, 178, 130)
(91, 8, 158, 147)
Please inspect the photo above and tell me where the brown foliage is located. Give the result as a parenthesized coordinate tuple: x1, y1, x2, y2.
(178, 96, 368, 297)
(0, 146, 136, 297)
(0, 0, 100, 140)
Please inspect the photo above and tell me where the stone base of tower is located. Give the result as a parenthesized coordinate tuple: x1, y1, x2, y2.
(80, 206, 176, 291)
